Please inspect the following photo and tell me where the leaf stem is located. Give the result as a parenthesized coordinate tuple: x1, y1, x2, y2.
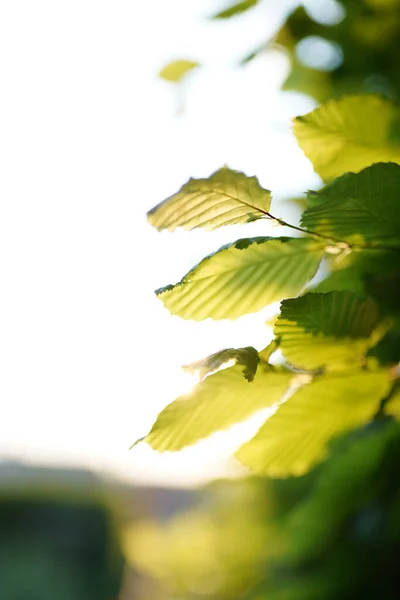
(264, 212, 342, 243)
(263, 211, 400, 252)
(264, 212, 352, 249)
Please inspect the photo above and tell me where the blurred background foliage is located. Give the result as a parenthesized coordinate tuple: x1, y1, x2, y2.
(126, 418, 400, 600)
(0, 466, 126, 600)
(271, 0, 400, 102)
(162, 0, 400, 103)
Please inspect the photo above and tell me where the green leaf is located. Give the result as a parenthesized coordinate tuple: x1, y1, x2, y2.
(157, 237, 325, 320)
(236, 370, 391, 476)
(282, 62, 332, 104)
(159, 60, 200, 83)
(239, 43, 266, 65)
(183, 346, 260, 382)
(312, 266, 366, 294)
(293, 95, 400, 181)
(144, 365, 292, 452)
(211, 0, 259, 19)
(275, 292, 381, 370)
(302, 163, 400, 247)
(147, 168, 271, 232)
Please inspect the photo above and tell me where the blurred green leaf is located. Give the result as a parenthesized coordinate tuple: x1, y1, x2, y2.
(157, 237, 324, 320)
(159, 59, 200, 83)
(275, 292, 382, 370)
(211, 0, 259, 19)
(284, 418, 400, 563)
(236, 370, 391, 476)
(313, 247, 400, 295)
(147, 167, 271, 231)
(144, 364, 292, 452)
(293, 95, 400, 181)
(282, 62, 332, 104)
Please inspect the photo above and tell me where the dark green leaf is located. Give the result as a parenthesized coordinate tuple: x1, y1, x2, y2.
(275, 292, 382, 370)
(302, 163, 400, 248)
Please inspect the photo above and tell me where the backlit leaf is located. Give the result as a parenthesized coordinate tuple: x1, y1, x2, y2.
(157, 237, 324, 320)
(275, 292, 381, 370)
(147, 168, 271, 231)
(302, 163, 400, 247)
(293, 95, 400, 181)
(144, 365, 292, 451)
(236, 370, 391, 476)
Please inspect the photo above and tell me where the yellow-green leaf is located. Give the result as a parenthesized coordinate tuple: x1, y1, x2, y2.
(144, 365, 292, 452)
(157, 237, 324, 320)
(147, 168, 271, 231)
(236, 370, 391, 477)
(293, 95, 400, 181)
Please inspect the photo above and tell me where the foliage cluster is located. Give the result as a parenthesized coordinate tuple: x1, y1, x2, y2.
(139, 93, 400, 481)
(131, 93, 400, 599)
(161, 0, 400, 103)
(132, 2, 400, 598)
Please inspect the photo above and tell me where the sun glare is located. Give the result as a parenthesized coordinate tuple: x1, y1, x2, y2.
(0, 0, 318, 486)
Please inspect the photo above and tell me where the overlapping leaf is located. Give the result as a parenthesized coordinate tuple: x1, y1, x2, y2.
(293, 95, 400, 181)
(159, 60, 200, 83)
(144, 364, 292, 452)
(157, 237, 325, 320)
(275, 292, 381, 370)
(312, 266, 365, 294)
(211, 0, 259, 19)
(147, 168, 271, 231)
(236, 370, 391, 477)
(301, 163, 400, 247)
(183, 346, 260, 382)
(313, 248, 400, 294)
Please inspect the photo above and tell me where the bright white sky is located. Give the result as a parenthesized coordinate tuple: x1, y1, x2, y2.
(0, 0, 321, 486)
